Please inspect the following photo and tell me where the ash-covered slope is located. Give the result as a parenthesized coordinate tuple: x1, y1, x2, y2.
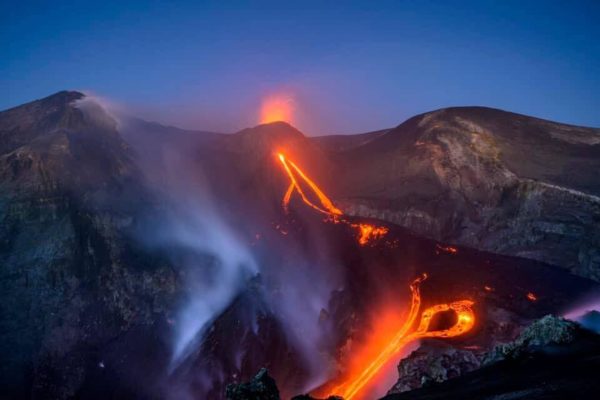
(311, 129, 389, 152)
(317, 107, 600, 280)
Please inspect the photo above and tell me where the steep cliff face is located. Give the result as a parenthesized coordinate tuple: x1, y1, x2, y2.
(323, 107, 600, 280)
(0, 92, 178, 398)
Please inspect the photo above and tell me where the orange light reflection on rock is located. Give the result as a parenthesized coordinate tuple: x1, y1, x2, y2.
(324, 275, 475, 400)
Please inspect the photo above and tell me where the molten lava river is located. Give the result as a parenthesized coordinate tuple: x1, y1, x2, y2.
(276, 153, 476, 399)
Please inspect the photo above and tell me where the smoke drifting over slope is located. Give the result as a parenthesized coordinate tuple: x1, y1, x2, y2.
(122, 123, 258, 366)
(115, 102, 343, 396)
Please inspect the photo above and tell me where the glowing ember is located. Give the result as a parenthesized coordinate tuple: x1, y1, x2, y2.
(526, 292, 538, 301)
(261, 95, 294, 124)
(324, 275, 475, 400)
(276, 153, 386, 245)
(354, 223, 389, 246)
(436, 244, 458, 254)
(484, 285, 494, 292)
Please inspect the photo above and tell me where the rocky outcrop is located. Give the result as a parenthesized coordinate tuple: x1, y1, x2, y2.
(224, 369, 346, 400)
(226, 368, 280, 400)
(384, 315, 600, 400)
(484, 315, 580, 363)
(388, 344, 482, 394)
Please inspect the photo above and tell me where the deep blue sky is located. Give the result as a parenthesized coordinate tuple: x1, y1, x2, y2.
(2, 0, 599, 134)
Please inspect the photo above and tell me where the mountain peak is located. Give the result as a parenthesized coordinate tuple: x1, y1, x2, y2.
(233, 120, 306, 146)
(238, 120, 303, 136)
(43, 90, 85, 104)
(1, 90, 84, 114)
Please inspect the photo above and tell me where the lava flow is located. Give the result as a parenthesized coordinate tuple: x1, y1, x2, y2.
(276, 152, 388, 245)
(324, 275, 475, 400)
(277, 152, 475, 399)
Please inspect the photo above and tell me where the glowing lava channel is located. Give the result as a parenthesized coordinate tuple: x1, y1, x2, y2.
(327, 275, 475, 400)
(277, 152, 387, 245)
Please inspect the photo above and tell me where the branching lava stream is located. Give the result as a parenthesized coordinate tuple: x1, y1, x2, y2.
(277, 153, 387, 245)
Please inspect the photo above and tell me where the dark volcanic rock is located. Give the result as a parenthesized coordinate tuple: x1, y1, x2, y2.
(226, 368, 280, 400)
(0, 92, 180, 398)
(484, 315, 581, 363)
(382, 315, 600, 400)
(387, 343, 482, 395)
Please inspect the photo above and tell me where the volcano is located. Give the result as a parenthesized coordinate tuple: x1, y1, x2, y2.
(1, 91, 599, 399)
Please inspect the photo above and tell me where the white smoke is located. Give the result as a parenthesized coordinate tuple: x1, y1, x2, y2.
(73, 91, 126, 129)
(167, 201, 257, 366)
(141, 140, 258, 369)
(264, 247, 340, 390)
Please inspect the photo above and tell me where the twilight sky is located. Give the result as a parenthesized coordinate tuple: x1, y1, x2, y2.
(2, 0, 599, 135)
